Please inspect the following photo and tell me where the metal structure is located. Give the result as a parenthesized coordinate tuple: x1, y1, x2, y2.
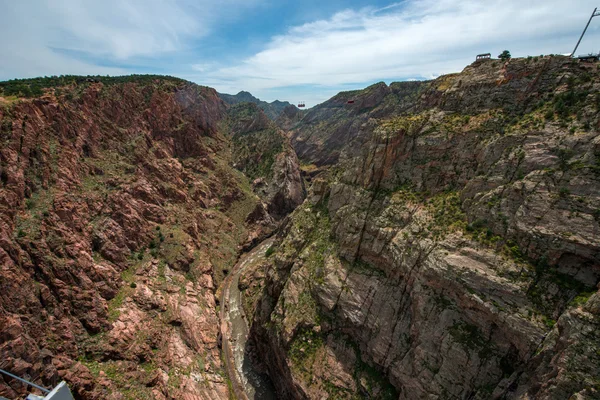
(0, 368, 74, 400)
(578, 53, 600, 62)
(571, 7, 600, 57)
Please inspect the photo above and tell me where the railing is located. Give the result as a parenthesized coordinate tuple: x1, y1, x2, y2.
(0, 368, 50, 395)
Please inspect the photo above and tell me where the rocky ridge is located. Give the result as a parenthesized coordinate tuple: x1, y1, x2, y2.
(219, 91, 293, 121)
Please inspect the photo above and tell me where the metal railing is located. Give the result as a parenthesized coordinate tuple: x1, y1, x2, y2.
(0, 368, 50, 394)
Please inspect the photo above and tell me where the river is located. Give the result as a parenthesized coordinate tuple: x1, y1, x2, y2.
(220, 238, 278, 400)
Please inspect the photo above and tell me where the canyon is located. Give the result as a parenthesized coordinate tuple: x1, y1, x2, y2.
(1, 55, 599, 400)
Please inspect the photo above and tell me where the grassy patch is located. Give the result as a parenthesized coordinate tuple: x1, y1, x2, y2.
(570, 291, 596, 307)
(288, 328, 325, 381)
(376, 114, 426, 137)
(14, 188, 55, 240)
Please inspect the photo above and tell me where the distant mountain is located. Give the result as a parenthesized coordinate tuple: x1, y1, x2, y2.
(219, 90, 293, 120)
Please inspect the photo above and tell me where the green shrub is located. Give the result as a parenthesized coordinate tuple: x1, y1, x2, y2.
(25, 199, 36, 209)
(265, 246, 275, 257)
(498, 50, 511, 61)
(542, 316, 556, 329)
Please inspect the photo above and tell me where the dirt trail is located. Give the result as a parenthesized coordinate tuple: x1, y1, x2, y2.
(220, 238, 277, 400)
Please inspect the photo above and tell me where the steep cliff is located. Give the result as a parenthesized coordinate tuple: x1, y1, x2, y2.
(244, 56, 600, 399)
(0, 77, 297, 399)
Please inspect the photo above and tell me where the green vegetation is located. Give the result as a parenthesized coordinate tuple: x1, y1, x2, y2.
(265, 245, 275, 257)
(0, 74, 187, 98)
(542, 316, 556, 329)
(526, 260, 595, 321)
(498, 50, 512, 61)
(376, 114, 426, 137)
(353, 353, 399, 400)
(425, 191, 466, 239)
(77, 358, 155, 399)
(559, 187, 571, 197)
(230, 118, 284, 181)
(289, 328, 324, 369)
(342, 336, 399, 400)
(14, 188, 55, 240)
(449, 320, 496, 359)
(554, 90, 587, 120)
(570, 291, 596, 307)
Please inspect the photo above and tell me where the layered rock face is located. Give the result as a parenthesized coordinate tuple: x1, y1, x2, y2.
(0, 78, 296, 399)
(245, 56, 600, 399)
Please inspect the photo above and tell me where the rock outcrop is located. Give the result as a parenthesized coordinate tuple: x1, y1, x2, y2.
(227, 102, 306, 222)
(275, 104, 305, 132)
(244, 56, 600, 399)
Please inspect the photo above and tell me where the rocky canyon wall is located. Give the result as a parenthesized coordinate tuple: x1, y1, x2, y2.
(0, 77, 302, 399)
(245, 56, 600, 399)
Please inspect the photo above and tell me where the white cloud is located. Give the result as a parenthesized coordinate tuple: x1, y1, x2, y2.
(0, 0, 262, 79)
(44, 0, 201, 59)
(199, 0, 600, 106)
(3, 0, 600, 107)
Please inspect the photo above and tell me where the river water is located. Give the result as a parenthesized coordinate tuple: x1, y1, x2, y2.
(221, 238, 277, 399)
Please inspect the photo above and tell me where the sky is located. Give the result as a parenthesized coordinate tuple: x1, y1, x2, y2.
(1, 0, 600, 107)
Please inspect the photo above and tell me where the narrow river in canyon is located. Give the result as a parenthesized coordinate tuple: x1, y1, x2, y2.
(220, 238, 278, 400)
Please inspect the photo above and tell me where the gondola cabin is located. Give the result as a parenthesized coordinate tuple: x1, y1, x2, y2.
(297, 102, 305, 108)
(347, 100, 355, 104)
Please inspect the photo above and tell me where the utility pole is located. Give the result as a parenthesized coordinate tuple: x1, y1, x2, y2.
(571, 7, 600, 57)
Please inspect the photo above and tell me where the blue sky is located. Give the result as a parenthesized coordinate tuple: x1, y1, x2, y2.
(1, 0, 600, 106)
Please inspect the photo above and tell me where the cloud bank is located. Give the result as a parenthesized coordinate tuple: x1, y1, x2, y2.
(197, 0, 600, 105)
(1, 0, 599, 107)
(0, 0, 261, 79)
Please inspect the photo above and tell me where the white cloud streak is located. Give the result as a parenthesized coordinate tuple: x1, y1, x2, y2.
(2, 0, 599, 107)
(0, 0, 261, 79)
(199, 0, 600, 106)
